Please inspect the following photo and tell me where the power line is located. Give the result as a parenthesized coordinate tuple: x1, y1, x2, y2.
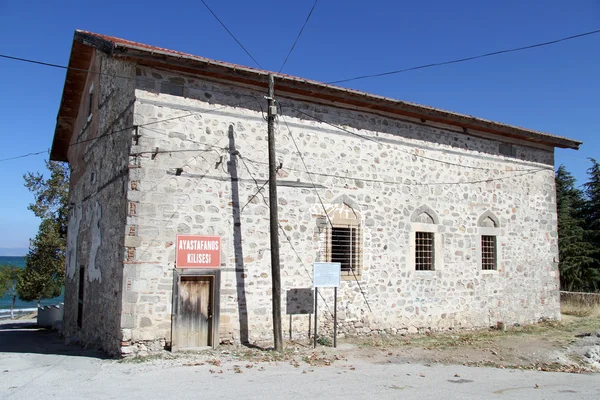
(2, 46, 560, 173)
(239, 153, 548, 186)
(199, 0, 263, 69)
(284, 104, 548, 172)
(3, 28, 598, 93)
(68, 98, 256, 149)
(0, 150, 48, 162)
(276, 220, 335, 318)
(138, 139, 230, 204)
(0, 54, 69, 70)
(328, 28, 600, 84)
(4, 93, 546, 181)
(0, 54, 265, 102)
(4, 84, 260, 168)
(280, 114, 373, 313)
(278, 0, 320, 73)
(287, 105, 381, 145)
(131, 147, 220, 157)
(237, 154, 273, 212)
(0, 98, 255, 164)
(134, 140, 549, 188)
(236, 151, 334, 317)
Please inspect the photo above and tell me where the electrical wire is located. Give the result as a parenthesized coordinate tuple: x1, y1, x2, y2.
(236, 151, 335, 317)
(6, 93, 547, 183)
(1, 34, 587, 168)
(68, 98, 256, 149)
(0, 54, 68, 70)
(0, 150, 48, 162)
(131, 147, 220, 157)
(328, 28, 600, 84)
(277, 219, 335, 318)
(239, 172, 269, 212)
(0, 54, 265, 102)
(199, 0, 263, 69)
(278, 0, 320, 73)
(140, 126, 224, 152)
(284, 96, 555, 166)
(288, 105, 381, 145)
(4, 26, 573, 171)
(281, 114, 373, 313)
(239, 153, 548, 187)
(133, 150, 228, 264)
(2, 93, 257, 166)
(0, 98, 254, 164)
(3, 28, 597, 89)
(137, 144, 228, 204)
(284, 104, 549, 173)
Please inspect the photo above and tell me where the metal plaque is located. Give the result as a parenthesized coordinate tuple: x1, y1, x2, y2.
(313, 262, 341, 288)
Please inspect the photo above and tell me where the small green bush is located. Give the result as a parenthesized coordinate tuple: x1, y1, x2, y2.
(317, 336, 332, 347)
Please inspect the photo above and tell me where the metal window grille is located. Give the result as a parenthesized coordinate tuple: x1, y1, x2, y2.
(481, 235, 497, 270)
(325, 225, 361, 275)
(415, 232, 434, 271)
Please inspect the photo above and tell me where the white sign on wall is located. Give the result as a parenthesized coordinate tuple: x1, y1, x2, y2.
(313, 262, 341, 288)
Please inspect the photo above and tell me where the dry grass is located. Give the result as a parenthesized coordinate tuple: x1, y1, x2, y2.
(116, 311, 600, 374)
(561, 298, 600, 318)
(339, 313, 600, 373)
(348, 320, 566, 351)
(345, 311, 599, 354)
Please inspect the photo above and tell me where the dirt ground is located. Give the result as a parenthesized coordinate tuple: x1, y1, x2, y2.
(4, 311, 599, 373)
(120, 314, 600, 374)
(2, 313, 600, 400)
(339, 315, 600, 373)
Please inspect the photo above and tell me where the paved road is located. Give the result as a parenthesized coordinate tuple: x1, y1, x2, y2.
(1, 320, 599, 400)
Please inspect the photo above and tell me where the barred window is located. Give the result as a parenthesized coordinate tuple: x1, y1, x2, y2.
(415, 231, 434, 271)
(321, 202, 362, 278)
(481, 235, 497, 270)
(325, 225, 362, 277)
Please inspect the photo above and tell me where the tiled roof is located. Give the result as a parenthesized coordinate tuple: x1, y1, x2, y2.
(51, 30, 582, 161)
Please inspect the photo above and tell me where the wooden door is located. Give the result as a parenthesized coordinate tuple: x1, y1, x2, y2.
(174, 276, 213, 349)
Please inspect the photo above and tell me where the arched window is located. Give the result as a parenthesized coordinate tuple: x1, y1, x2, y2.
(321, 200, 362, 279)
(478, 211, 500, 271)
(410, 205, 440, 271)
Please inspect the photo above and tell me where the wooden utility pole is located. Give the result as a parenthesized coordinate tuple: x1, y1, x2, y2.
(267, 74, 283, 351)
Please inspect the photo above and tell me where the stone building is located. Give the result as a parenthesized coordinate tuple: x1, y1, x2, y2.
(50, 30, 580, 355)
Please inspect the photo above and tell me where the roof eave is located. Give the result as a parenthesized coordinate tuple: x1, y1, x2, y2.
(51, 31, 582, 163)
(50, 33, 109, 162)
(107, 41, 581, 150)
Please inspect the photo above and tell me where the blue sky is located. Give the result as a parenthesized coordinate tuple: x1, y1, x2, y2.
(0, 0, 598, 252)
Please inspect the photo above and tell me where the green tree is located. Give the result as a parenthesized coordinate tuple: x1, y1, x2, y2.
(0, 264, 23, 319)
(555, 165, 597, 291)
(18, 160, 69, 305)
(582, 158, 600, 280)
(17, 219, 65, 305)
(23, 160, 70, 237)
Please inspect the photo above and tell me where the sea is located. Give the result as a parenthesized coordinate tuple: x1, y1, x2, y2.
(0, 256, 64, 319)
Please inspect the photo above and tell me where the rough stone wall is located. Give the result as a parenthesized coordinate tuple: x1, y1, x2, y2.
(121, 65, 560, 351)
(63, 51, 135, 354)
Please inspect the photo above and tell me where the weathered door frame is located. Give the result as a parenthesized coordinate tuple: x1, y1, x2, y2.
(171, 268, 221, 351)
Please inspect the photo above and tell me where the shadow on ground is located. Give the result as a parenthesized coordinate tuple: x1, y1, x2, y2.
(0, 320, 109, 359)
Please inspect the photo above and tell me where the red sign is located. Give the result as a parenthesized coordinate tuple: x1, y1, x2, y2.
(176, 235, 221, 268)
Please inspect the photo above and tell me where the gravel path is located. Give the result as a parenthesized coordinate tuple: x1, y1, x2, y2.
(1, 319, 599, 400)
